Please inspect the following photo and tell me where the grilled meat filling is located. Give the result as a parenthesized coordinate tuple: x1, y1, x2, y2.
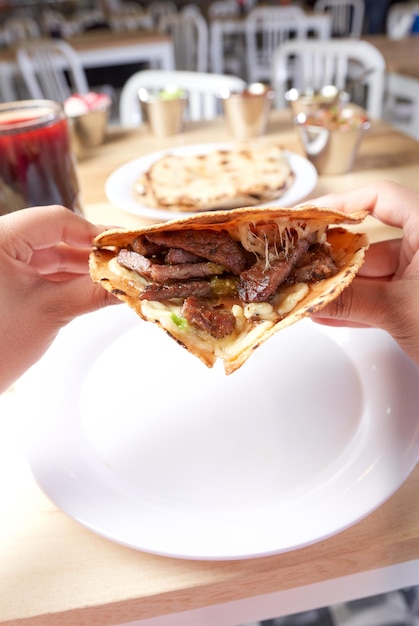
(116, 225, 338, 338)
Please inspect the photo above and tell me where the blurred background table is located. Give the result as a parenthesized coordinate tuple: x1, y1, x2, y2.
(362, 34, 419, 80)
(2, 110, 419, 626)
(66, 29, 175, 72)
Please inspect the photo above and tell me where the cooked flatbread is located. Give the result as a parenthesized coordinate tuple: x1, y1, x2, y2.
(90, 205, 369, 374)
(134, 144, 294, 213)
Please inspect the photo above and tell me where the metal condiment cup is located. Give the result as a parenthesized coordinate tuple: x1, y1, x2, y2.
(293, 103, 370, 175)
(221, 82, 275, 139)
(139, 86, 187, 137)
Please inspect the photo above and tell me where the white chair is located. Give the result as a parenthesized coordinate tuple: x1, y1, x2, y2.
(271, 38, 386, 119)
(158, 12, 209, 72)
(245, 6, 307, 84)
(16, 39, 90, 104)
(3, 16, 40, 46)
(181, 4, 203, 17)
(386, 2, 419, 39)
(209, 4, 246, 78)
(41, 9, 82, 38)
(313, 0, 365, 38)
(0, 62, 19, 102)
(148, 1, 177, 27)
(119, 69, 246, 127)
(208, 0, 239, 19)
(383, 72, 419, 140)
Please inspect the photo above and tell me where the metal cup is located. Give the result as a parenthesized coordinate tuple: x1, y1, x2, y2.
(68, 106, 110, 158)
(139, 87, 187, 137)
(285, 85, 349, 118)
(294, 103, 370, 175)
(221, 83, 275, 139)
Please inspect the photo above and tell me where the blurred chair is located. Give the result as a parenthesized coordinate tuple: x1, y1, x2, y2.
(108, 7, 153, 31)
(245, 6, 306, 84)
(41, 9, 82, 37)
(209, 2, 245, 78)
(119, 69, 246, 127)
(16, 39, 89, 104)
(208, 0, 239, 19)
(244, 5, 318, 84)
(158, 12, 209, 72)
(383, 72, 419, 140)
(386, 2, 419, 39)
(313, 0, 365, 37)
(181, 4, 203, 17)
(148, 1, 177, 27)
(3, 16, 40, 46)
(271, 38, 386, 118)
(0, 62, 19, 102)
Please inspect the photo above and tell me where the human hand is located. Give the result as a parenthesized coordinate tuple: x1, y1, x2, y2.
(309, 180, 419, 365)
(0, 205, 118, 392)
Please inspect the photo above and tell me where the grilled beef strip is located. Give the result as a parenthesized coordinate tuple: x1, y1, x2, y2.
(182, 296, 236, 338)
(145, 229, 249, 275)
(131, 236, 163, 258)
(117, 249, 227, 282)
(141, 280, 213, 301)
(165, 248, 204, 264)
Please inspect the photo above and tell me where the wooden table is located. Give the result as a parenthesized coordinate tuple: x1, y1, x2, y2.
(2, 110, 419, 626)
(363, 34, 419, 80)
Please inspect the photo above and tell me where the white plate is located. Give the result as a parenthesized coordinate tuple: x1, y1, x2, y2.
(18, 306, 419, 560)
(105, 143, 318, 221)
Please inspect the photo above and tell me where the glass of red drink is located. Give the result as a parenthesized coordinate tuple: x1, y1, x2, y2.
(0, 99, 82, 215)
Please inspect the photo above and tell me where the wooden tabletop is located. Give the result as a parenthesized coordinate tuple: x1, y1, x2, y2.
(66, 28, 173, 52)
(363, 34, 419, 80)
(2, 110, 419, 626)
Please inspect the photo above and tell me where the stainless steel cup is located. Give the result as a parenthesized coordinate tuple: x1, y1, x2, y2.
(294, 103, 370, 175)
(221, 83, 275, 139)
(285, 85, 349, 118)
(68, 106, 110, 158)
(139, 87, 187, 137)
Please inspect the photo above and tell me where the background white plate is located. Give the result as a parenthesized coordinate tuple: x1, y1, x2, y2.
(105, 143, 318, 221)
(18, 306, 419, 560)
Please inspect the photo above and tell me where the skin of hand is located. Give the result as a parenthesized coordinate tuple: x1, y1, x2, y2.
(309, 180, 419, 366)
(0, 205, 119, 393)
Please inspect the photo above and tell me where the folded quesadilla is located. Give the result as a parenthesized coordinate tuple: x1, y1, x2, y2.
(134, 144, 294, 212)
(90, 205, 368, 374)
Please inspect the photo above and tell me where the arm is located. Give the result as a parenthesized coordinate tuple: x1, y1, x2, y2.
(0, 205, 118, 393)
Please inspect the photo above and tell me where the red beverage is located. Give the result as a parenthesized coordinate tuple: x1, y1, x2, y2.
(0, 100, 82, 215)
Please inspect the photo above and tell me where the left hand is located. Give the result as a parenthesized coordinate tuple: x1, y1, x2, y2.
(0, 205, 118, 392)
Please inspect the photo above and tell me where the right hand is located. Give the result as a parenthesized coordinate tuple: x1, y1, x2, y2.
(308, 180, 419, 366)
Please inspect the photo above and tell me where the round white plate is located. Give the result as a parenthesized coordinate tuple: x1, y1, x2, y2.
(18, 306, 419, 560)
(105, 143, 318, 221)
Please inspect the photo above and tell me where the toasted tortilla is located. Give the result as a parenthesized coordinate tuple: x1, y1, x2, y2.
(90, 205, 369, 374)
(134, 144, 294, 212)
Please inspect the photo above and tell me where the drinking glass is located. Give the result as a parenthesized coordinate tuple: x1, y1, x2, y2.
(0, 100, 82, 215)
